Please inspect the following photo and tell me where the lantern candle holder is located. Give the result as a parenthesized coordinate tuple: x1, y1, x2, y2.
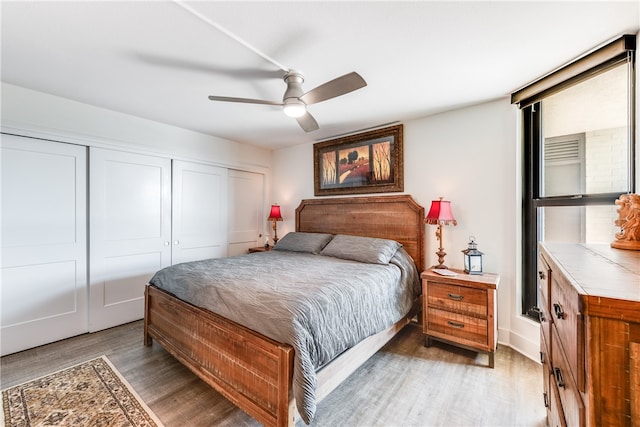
(462, 236, 484, 275)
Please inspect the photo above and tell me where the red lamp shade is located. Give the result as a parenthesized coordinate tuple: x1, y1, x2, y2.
(268, 204, 283, 221)
(425, 198, 457, 226)
(425, 197, 457, 269)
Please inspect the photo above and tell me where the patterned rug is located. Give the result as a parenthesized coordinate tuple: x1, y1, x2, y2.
(1, 356, 163, 427)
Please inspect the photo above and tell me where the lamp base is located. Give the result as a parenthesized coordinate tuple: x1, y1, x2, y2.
(434, 245, 448, 270)
(271, 219, 279, 245)
(431, 264, 449, 270)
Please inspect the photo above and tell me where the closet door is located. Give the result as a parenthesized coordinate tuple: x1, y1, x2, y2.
(89, 148, 171, 332)
(1, 135, 87, 356)
(227, 169, 264, 256)
(171, 160, 228, 264)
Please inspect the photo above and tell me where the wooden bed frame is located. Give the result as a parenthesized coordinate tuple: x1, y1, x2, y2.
(144, 195, 424, 426)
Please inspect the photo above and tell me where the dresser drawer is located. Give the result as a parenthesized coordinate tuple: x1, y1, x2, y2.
(547, 371, 567, 427)
(540, 295, 552, 357)
(427, 308, 488, 348)
(551, 328, 585, 427)
(538, 254, 551, 313)
(550, 273, 584, 390)
(427, 281, 487, 318)
(540, 328, 550, 367)
(541, 326, 564, 425)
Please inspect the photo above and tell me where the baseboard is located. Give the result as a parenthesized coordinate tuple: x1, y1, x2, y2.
(498, 324, 540, 364)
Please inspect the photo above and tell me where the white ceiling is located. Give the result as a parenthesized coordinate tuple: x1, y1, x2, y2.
(2, 1, 638, 149)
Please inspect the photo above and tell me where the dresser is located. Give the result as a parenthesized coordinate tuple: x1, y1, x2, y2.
(538, 243, 640, 427)
(421, 269, 499, 368)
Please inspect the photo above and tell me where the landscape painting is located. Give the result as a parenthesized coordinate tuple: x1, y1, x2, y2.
(314, 124, 403, 196)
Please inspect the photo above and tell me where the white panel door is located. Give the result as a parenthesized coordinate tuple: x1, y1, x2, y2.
(89, 148, 171, 332)
(1, 135, 87, 356)
(227, 169, 264, 256)
(172, 160, 228, 264)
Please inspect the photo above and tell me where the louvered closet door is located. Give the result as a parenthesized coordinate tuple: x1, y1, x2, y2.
(1, 135, 87, 356)
(89, 148, 171, 332)
(171, 160, 228, 264)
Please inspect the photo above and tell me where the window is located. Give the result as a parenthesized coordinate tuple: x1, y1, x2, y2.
(513, 35, 636, 319)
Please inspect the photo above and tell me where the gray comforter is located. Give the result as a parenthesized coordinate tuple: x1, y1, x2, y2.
(149, 248, 420, 424)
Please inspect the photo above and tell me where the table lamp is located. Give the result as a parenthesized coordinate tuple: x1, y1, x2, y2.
(425, 197, 457, 269)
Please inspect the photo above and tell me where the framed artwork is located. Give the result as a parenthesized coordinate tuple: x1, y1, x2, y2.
(313, 124, 403, 196)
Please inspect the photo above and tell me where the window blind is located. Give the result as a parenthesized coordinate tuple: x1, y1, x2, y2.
(511, 34, 636, 108)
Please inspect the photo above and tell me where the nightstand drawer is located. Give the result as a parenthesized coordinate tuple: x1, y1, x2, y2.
(427, 281, 487, 318)
(427, 308, 488, 347)
(248, 246, 272, 253)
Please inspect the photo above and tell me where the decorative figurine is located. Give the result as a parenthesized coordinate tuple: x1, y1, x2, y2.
(611, 193, 640, 251)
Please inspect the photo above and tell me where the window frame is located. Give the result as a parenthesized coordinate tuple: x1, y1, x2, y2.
(517, 35, 636, 320)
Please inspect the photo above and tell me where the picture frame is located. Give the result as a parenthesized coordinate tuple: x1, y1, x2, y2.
(313, 124, 403, 196)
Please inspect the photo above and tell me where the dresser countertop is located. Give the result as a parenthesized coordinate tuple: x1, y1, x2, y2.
(540, 243, 640, 321)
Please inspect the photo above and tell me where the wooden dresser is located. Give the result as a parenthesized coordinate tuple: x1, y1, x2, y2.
(538, 243, 640, 427)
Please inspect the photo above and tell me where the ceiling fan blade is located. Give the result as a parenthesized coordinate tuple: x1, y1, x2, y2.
(208, 95, 282, 106)
(300, 72, 367, 105)
(296, 112, 319, 132)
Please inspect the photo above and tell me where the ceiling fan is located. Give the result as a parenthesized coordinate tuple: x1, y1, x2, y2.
(173, 0, 367, 132)
(207, 70, 367, 132)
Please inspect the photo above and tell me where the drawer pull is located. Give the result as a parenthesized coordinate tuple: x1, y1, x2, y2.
(540, 351, 545, 364)
(553, 303, 565, 320)
(538, 271, 546, 280)
(543, 392, 549, 408)
(447, 320, 465, 329)
(447, 293, 464, 301)
(554, 367, 566, 388)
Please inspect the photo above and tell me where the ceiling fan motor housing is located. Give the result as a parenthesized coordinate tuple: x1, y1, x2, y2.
(283, 71, 305, 100)
(282, 71, 307, 117)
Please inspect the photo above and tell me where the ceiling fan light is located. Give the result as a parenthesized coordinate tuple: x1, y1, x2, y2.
(283, 101, 306, 118)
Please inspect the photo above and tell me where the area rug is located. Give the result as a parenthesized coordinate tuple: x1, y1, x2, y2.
(1, 355, 163, 427)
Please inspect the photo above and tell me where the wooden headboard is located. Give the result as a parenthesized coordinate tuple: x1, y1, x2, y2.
(295, 195, 425, 271)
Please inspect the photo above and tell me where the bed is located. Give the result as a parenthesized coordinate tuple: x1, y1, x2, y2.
(144, 195, 425, 426)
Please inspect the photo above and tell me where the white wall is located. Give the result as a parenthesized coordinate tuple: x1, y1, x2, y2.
(273, 98, 541, 360)
(1, 82, 272, 173)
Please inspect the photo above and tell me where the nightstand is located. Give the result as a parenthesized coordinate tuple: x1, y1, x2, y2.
(421, 269, 500, 368)
(248, 246, 272, 253)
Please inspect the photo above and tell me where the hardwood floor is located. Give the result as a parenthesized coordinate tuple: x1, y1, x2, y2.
(1, 321, 546, 427)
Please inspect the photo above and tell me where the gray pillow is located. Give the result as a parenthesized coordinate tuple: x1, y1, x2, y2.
(273, 232, 333, 254)
(320, 234, 402, 264)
